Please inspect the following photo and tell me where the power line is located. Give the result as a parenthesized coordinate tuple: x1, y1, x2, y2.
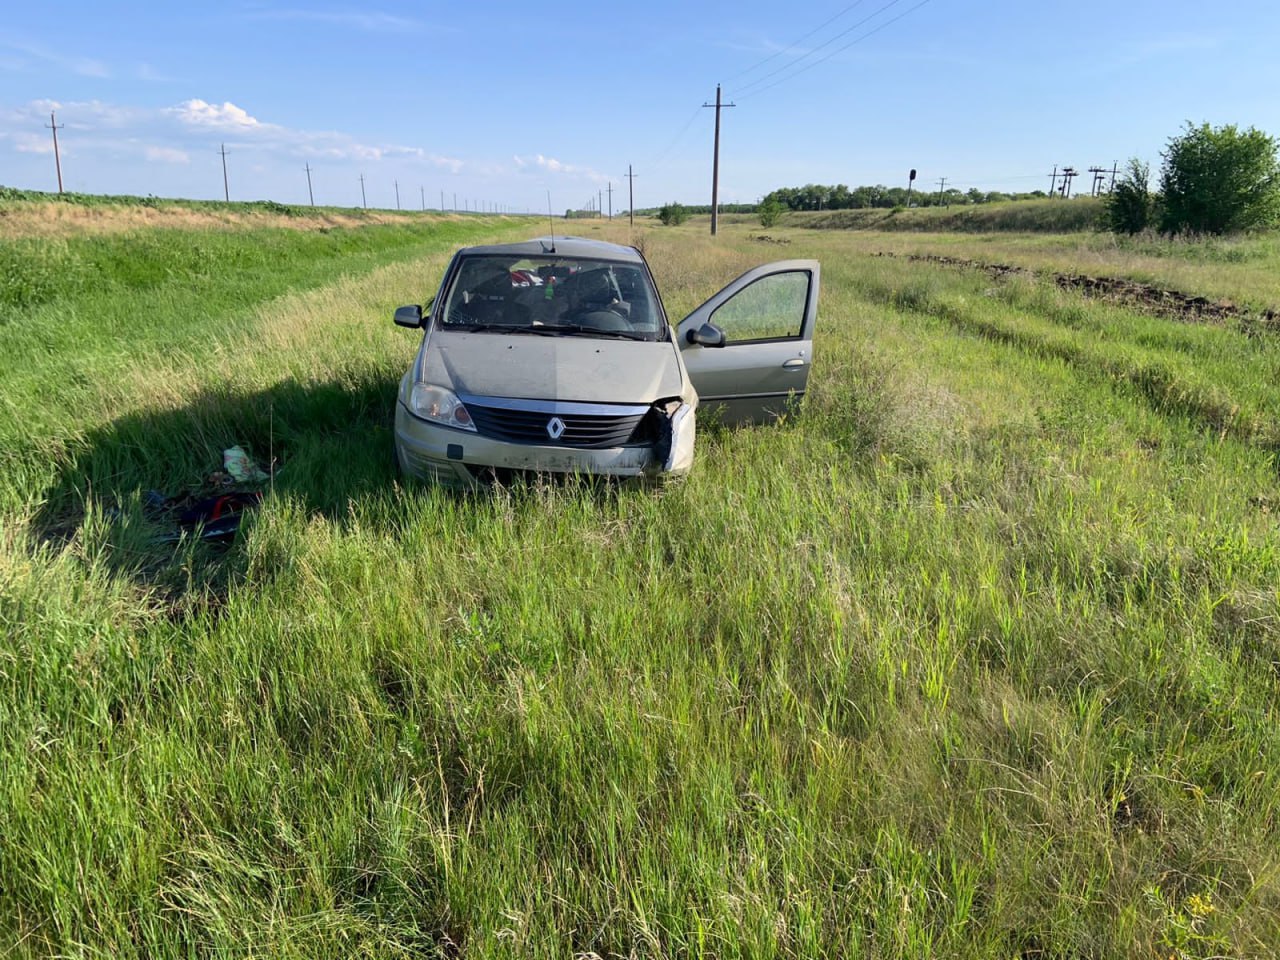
(735, 0, 935, 101)
(646, 104, 704, 171)
(733, 0, 910, 98)
(727, 0, 869, 83)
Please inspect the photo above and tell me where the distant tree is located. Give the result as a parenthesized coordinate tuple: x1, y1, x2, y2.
(1159, 122, 1280, 234)
(1106, 158, 1154, 235)
(657, 202, 689, 226)
(758, 196, 784, 228)
(966, 187, 985, 204)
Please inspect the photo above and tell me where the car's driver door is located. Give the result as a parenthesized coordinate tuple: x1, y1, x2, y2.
(676, 260, 820, 425)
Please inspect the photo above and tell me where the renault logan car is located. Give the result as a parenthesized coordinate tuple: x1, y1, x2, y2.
(392, 236, 819, 486)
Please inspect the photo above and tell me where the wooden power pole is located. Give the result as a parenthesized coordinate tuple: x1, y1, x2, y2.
(305, 163, 314, 206)
(625, 165, 637, 228)
(46, 112, 65, 194)
(219, 143, 230, 201)
(703, 83, 735, 236)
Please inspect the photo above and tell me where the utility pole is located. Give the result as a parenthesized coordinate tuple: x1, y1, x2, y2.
(45, 112, 64, 194)
(625, 165, 637, 228)
(421, 185, 425, 211)
(936, 176, 948, 207)
(305, 163, 314, 206)
(1060, 167, 1078, 198)
(702, 83, 736, 236)
(453, 192, 457, 211)
(440, 190, 444, 211)
(394, 180, 400, 210)
(607, 181, 613, 219)
(219, 143, 230, 202)
(1048, 164, 1058, 198)
(359, 174, 367, 209)
(1109, 161, 1118, 193)
(1087, 166, 1107, 197)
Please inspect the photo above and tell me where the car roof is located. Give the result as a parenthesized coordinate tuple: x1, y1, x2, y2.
(455, 236, 645, 263)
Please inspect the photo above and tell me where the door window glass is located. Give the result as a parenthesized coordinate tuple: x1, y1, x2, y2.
(710, 271, 809, 342)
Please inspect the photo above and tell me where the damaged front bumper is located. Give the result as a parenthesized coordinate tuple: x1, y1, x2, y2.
(394, 397, 696, 488)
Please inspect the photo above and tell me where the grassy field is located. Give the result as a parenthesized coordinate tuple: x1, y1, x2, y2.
(2, 203, 1279, 958)
(710, 198, 1105, 235)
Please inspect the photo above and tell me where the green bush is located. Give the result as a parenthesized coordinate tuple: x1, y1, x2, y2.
(1159, 122, 1280, 234)
(758, 197, 784, 228)
(1107, 159, 1154, 235)
(658, 202, 688, 227)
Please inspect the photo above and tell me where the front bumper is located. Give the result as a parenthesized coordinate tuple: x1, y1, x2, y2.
(394, 402, 694, 487)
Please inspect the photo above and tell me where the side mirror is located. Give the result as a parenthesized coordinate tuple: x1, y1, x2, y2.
(686, 322, 726, 347)
(393, 304, 423, 328)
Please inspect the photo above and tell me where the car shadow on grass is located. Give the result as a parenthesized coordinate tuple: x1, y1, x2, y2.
(32, 372, 642, 620)
(32, 373, 408, 619)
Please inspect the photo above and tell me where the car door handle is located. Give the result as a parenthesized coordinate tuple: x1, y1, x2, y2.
(781, 358, 807, 369)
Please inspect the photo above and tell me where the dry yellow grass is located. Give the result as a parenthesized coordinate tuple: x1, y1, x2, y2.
(0, 201, 476, 239)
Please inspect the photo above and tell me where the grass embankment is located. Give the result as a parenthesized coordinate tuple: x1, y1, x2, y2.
(2, 213, 1280, 957)
(0, 186, 512, 237)
(749, 197, 1104, 233)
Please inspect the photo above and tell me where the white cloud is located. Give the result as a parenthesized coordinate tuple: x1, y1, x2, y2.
(0, 38, 109, 77)
(244, 7, 426, 32)
(513, 153, 608, 183)
(136, 62, 178, 83)
(0, 96, 466, 177)
(11, 131, 52, 154)
(146, 145, 190, 163)
(173, 99, 261, 129)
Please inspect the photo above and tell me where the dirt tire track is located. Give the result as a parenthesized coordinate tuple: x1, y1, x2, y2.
(875, 252, 1280, 332)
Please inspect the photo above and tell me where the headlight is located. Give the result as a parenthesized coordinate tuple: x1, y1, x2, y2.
(409, 383, 476, 431)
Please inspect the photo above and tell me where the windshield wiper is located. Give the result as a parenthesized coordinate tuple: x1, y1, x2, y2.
(454, 323, 548, 334)
(533, 323, 657, 341)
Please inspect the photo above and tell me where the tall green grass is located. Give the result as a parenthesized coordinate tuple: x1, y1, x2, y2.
(1, 216, 1278, 957)
(780, 198, 1104, 233)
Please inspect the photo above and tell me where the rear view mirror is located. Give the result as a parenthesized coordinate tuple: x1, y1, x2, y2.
(686, 322, 726, 347)
(394, 304, 423, 328)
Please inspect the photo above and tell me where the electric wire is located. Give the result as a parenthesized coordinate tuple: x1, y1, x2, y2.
(735, 0, 936, 101)
(731, 0, 909, 98)
(726, 0, 869, 83)
(645, 104, 706, 171)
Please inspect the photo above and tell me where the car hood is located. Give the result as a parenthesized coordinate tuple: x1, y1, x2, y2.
(421, 331, 685, 403)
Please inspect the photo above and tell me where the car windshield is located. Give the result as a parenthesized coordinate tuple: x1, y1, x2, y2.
(438, 254, 667, 341)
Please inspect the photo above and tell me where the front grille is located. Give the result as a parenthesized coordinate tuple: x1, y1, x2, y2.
(465, 402, 655, 449)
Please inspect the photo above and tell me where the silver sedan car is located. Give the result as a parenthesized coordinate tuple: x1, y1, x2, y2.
(393, 236, 819, 486)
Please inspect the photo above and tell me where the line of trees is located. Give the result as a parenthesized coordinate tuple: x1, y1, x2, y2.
(762, 184, 1050, 211)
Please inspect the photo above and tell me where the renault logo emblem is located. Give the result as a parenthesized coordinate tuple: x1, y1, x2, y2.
(546, 416, 566, 440)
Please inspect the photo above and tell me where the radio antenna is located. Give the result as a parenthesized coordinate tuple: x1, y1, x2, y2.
(546, 190, 556, 253)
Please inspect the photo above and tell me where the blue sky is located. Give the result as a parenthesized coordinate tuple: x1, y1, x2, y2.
(2, 1, 1278, 211)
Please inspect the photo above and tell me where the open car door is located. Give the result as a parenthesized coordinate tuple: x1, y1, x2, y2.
(676, 259, 820, 425)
